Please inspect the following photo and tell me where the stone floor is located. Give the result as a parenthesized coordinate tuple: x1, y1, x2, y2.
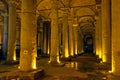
(0, 53, 120, 80)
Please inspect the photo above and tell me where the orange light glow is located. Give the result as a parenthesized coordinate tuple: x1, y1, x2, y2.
(65, 49, 69, 58)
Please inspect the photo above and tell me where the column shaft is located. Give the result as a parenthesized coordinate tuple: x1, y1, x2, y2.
(62, 9, 69, 58)
(102, 0, 111, 63)
(20, 0, 37, 71)
(49, 0, 60, 63)
(112, 0, 120, 75)
(2, 14, 8, 59)
(43, 22, 48, 54)
(7, 2, 16, 61)
(98, 10, 102, 59)
(68, 18, 74, 56)
(73, 27, 78, 55)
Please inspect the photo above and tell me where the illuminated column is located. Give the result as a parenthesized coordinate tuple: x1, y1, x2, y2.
(48, 23, 51, 55)
(112, 0, 120, 75)
(49, 0, 60, 64)
(37, 22, 42, 51)
(95, 18, 99, 55)
(73, 17, 78, 55)
(62, 8, 69, 58)
(7, 1, 17, 61)
(43, 22, 48, 54)
(2, 13, 8, 59)
(73, 27, 78, 55)
(20, 0, 37, 71)
(102, 0, 111, 63)
(68, 17, 74, 56)
(95, 5, 102, 59)
(77, 32, 83, 53)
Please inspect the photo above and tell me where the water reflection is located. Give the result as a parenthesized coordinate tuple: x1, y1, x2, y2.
(65, 62, 78, 70)
(65, 61, 96, 72)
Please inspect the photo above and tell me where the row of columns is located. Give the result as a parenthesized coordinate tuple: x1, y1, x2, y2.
(95, 0, 120, 75)
(0, 0, 83, 71)
(112, 0, 120, 75)
(3, 0, 120, 75)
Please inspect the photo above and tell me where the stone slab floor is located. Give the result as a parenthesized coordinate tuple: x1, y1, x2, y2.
(0, 53, 120, 80)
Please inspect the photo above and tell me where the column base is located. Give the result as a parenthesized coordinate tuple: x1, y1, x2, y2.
(6, 69, 44, 80)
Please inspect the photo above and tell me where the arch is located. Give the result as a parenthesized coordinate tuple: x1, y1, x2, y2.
(75, 7, 95, 17)
(70, 0, 96, 7)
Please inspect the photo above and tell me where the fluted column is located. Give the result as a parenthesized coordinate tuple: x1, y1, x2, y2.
(102, 0, 111, 63)
(7, 1, 17, 61)
(1, 13, 8, 59)
(20, 0, 37, 71)
(112, 0, 120, 75)
(62, 8, 69, 58)
(49, 0, 60, 64)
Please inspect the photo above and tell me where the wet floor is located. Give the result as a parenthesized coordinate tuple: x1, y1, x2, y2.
(0, 54, 118, 80)
(41, 54, 111, 80)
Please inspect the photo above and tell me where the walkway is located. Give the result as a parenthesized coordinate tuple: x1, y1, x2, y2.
(0, 53, 120, 80)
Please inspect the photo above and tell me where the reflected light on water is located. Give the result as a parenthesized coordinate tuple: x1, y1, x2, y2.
(65, 62, 78, 70)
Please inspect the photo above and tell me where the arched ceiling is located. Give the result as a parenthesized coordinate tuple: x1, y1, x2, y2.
(0, 0, 101, 36)
(36, 0, 100, 36)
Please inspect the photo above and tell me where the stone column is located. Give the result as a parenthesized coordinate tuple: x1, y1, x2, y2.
(48, 22, 51, 55)
(20, 0, 37, 71)
(102, 0, 111, 63)
(98, 12, 102, 59)
(37, 21, 43, 55)
(43, 22, 48, 54)
(95, 19, 99, 55)
(68, 17, 74, 56)
(62, 8, 69, 58)
(1, 13, 8, 59)
(7, 1, 17, 62)
(112, 0, 120, 75)
(95, 5, 102, 59)
(49, 0, 60, 64)
(77, 32, 83, 54)
(73, 17, 78, 55)
(16, 20, 20, 58)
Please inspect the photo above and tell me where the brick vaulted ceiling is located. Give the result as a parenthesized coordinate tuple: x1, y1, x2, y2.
(0, 0, 101, 36)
